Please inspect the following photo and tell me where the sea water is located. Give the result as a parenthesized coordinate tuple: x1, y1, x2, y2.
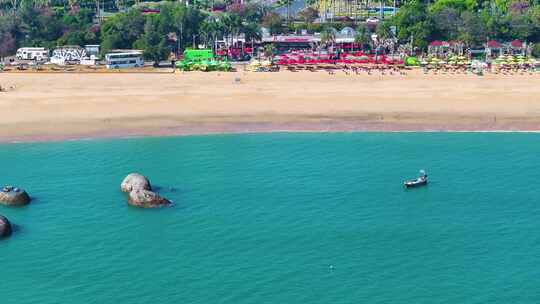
(1, 133, 540, 303)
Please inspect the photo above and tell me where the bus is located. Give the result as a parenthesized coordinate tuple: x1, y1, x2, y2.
(16, 47, 49, 61)
(105, 51, 144, 69)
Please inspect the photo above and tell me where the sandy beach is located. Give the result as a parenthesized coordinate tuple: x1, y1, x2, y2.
(1, 69, 540, 142)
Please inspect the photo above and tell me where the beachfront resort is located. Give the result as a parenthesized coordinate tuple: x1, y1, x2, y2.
(2, 0, 540, 76)
(4, 1, 540, 303)
(2, 0, 540, 140)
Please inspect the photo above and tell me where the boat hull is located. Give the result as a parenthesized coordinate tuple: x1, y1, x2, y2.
(404, 180, 428, 188)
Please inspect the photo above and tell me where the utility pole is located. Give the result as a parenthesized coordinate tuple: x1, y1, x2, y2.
(179, 22, 183, 53)
(95, 0, 100, 23)
(287, 0, 290, 24)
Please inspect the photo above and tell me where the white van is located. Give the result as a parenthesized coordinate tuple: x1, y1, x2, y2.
(16, 48, 49, 61)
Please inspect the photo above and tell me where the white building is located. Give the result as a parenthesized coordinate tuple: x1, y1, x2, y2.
(16, 48, 48, 61)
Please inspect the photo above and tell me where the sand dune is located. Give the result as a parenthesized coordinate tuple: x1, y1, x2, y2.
(1, 69, 540, 142)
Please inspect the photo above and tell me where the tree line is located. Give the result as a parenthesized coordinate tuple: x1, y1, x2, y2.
(2, 0, 540, 61)
(386, 0, 540, 53)
(0, 1, 277, 61)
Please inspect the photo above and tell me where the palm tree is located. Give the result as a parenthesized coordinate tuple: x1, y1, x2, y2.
(242, 22, 261, 42)
(354, 24, 371, 50)
(68, 0, 78, 10)
(0, 0, 26, 11)
(200, 16, 225, 50)
(222, 13, 242, 48)
(33, 0, 51, 7)
(320, 27, 336, 46)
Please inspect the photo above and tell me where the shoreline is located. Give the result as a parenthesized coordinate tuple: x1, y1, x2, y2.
(4, 115, 540, 144)
(2, 70, 540, 143)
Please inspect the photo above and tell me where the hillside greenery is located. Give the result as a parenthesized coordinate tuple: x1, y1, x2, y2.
(1, 0, 540, 61)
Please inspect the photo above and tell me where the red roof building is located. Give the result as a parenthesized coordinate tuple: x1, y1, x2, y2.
(486, 40, 501, 48)
(510, 40, 523, 48)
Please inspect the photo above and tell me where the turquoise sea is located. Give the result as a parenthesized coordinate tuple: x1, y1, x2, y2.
(1, 133, 540, 303)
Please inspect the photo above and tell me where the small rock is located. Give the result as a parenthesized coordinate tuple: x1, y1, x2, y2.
(121, 173, 151, 193)
(0, 186, 31, 206)
(128, 189, 171, 208)
(0, 215, 12, 238)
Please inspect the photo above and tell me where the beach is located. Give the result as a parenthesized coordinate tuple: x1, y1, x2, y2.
(1, 69, 540, 142)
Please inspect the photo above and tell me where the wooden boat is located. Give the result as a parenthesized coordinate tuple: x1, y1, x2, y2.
(404, 170, 428, 188)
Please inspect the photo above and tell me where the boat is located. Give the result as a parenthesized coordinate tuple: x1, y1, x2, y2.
(404, 170, 428, 188)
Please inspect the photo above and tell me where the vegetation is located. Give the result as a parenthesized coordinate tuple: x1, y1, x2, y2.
(0, 0, 267, 62)
(385, 0, 540, 49)
(2, 0, 540, 61)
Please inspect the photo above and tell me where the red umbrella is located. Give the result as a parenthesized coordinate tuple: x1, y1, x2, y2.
(287, 59, 298, 65)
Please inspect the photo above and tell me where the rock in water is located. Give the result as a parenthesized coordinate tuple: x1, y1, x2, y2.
(128, 189, 171, 208)
(0, 215, 12, 238)
(0, 186, 31, 206)
(121, 173, 151, 193)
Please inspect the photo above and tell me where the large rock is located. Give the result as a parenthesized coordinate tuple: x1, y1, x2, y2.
(0, 186, 31, 206)
(128, 189, 171, 208)
(0, 215, 12, 238)
(121, 173, 151, 193)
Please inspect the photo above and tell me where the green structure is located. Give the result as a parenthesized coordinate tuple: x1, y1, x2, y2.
(405, 56, 420, 66)
(177, 49, 232, 72)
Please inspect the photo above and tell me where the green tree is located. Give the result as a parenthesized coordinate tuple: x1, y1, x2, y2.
(298, 6, 319, 23)
(320, 26, 336, 44)
(458, 11, 486, 46)
(0, 29, 16, 59)
(532, 43, 540, 57)
(431, 7, 462, 41)
(134, 16, 169, 65)
(243, 21, 261, 42)
(376, 21, 393, 40)
(100, 8, 145, 53)
(263, 43, 275, 57)
(429, 0, 478, 13)
(354, 24, 370, 44)
(392, 0, 433, 49)
(18, 6, 63, 49)
(261, 12, 283, 34)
